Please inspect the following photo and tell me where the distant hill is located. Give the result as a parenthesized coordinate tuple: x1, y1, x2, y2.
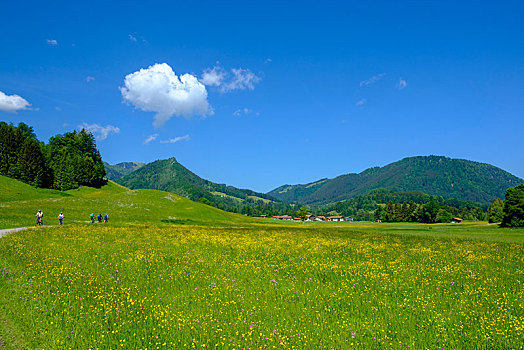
(0, 174, 252, 229)
(117, 158, 280, 211)
(268, 156, 524, 205)
(104, 161, 145, 180)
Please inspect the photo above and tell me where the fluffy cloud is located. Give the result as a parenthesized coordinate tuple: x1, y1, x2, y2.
(79, 123, 120, 140)
(128, 34, 137, 42)
(120, 63, 211, 128)
(86, 76, 95, 82)
(397, 78, 408, 90)
(143, 134, 158, 144)
(201, 65, 261, 93)
(0, 90, 31, 113)
(355, 98, 367, 106)
(160, 134, 190, 144)
(47, 39, 58, 45)
(360, 73, 385, 87)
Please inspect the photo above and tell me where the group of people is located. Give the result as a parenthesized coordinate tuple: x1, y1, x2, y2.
(35, 210, 64, 226)
(90, 213, 108, 223)
(35, 210, 109, 226)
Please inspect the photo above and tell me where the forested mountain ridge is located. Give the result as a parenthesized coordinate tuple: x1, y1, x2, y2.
(116, 157, 290, 214)
(268, 156, 523, 205)
(104, 161, 145, 180)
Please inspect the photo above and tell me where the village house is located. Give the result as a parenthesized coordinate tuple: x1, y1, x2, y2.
(327, 216, 344, 222)
(451, 217, 463, 223)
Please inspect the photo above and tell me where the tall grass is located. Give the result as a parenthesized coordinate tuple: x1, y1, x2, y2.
(1, 224, 522, 349)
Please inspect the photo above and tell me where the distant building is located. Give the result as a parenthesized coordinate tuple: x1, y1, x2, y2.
(375, 219, 382, 223)
(345, 217, 354, 221)
(260, 215, 267, 218)
(451, 217, 463, 223)
(327, 216, 344, 222)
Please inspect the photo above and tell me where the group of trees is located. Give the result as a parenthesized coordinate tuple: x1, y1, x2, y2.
(315, 189, 487, 223)
(0, 122, 106, 191)
(376, 201, 485, 223)
(496, 184, 524, 227)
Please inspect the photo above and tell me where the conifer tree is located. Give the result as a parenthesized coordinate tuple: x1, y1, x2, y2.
(487, 198, 504, 223)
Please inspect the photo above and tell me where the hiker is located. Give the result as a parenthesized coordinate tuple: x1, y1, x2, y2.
(98, 214, 102, 223)
(104, 213, 108, 223)
(90, 213, 95, 223)
(35, 210, 43, 226)
(58, 212, 64, 226)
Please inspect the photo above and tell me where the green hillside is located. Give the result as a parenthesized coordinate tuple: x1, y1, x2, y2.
(0, 175, 253, 229)
(116, 157, 280, 211)
(269, 156, 524, 205)
(103, 161, 145, 180)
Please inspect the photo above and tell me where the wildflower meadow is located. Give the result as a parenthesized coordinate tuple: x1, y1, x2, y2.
(0, 223, 522, 349)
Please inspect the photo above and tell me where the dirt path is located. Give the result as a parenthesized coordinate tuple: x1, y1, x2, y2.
(0, 227, 33, 239)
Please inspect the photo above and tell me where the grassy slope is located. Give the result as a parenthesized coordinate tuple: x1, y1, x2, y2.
(0, 175, 253, 229)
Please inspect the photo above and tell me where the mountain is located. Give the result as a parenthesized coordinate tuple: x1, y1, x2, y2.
(104, 161, 145, 180)
(116, 157, 279, 211)
(268, 156, 524, 205)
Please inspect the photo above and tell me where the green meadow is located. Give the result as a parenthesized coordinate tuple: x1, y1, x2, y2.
(0, 175, 523, 349)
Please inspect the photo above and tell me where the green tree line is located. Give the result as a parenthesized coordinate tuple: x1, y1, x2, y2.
(0, 122, 106, 190)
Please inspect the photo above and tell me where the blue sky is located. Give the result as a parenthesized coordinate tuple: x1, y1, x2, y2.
(1, 0, 523, 193)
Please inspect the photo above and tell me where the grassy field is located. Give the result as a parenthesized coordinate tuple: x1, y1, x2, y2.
(0, 175, 253, 229)
(0, 176, 523, 349)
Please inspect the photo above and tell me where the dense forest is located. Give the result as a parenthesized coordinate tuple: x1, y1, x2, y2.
(0, 122, 106, 190)
(311, 189, 487, 222)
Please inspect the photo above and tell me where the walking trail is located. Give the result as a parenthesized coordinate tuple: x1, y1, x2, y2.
(0, 227, 33, 239)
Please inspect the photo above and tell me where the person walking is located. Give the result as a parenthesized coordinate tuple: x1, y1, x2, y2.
(35, 210, 43, 226)
(90, 213, 95, 223)
(58, 212, 64, 226)
(104, 213, 108, 223)
(98, 214, 102, 223)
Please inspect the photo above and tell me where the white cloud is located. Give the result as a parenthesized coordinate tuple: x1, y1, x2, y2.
(356, 98, 367, 106)
(128, 34, 137, 42)
(160, 134, 190, 144)
(222, 68, 261, 92)
(201, 65, 261, 93)
(397, 78, 408, 90)
(47, 39, 58, 45)
(265, 58, 272, 63)
(120, 63, 211, 128)
(0, 90, 32, 113)
(143, 133, 158, 144)
(360, 73, 385, 87)
(79, 123, 120, 140)
(86, 76, 95, 82)
(233, 107, 252, 117)
(201, 66, 226, 87)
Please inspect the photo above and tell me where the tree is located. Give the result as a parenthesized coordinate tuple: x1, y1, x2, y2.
(198, 197, 213, 206)
(487, 198, 504, 223)
(296, 205, 309, 221)
(501, 185, 524, 227)
(14, 138, 46, 187)
(374, 205, 385, 221)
